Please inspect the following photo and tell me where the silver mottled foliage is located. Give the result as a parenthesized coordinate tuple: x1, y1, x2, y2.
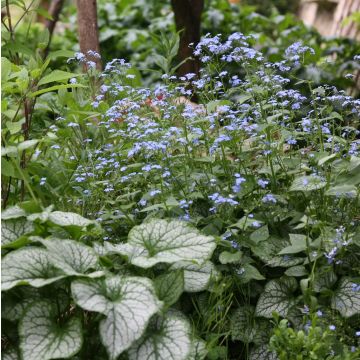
(2, 248, 65, 291)
(128, 313, 191, 360)
(1, 218, 34, 246)
(255, 277, 297, 318)
(249, 344, 278, 360)
(40, 238, 100, 276)
(48, 211, 94, 227)
(71, 276, 162, 360)
(170, 261, 218, 292)
(19, 301, 82, 360)
(331, 277, 360, 317)
(106, 219, 216, 268)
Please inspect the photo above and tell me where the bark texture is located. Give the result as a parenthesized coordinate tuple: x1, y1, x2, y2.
(171, 0, 204, 78)
(43, 0, 65, 57)
(76, 0, 102, 70)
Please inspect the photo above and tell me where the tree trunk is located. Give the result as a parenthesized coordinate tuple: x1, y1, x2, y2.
(43, 0, 65, 58)
(171, 0, 204, 79)
(76, 0, 102, 70)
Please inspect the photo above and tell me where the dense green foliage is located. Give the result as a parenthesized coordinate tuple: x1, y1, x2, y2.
(2, 1, 360, 359)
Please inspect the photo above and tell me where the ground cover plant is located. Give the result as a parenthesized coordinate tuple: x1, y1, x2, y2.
(2, 2, 360, 360)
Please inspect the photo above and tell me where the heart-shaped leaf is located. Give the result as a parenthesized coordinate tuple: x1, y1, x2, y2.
(19, 301, 82, 360)
(71, 276, 162, 359)
(2, 248, 65, 291)
(331, 277, 360, 317)
(128, 313, 191, 360)
(106, 219, 216, 268)
(39, 238, 100, 276)
(255, 277, 298, 318)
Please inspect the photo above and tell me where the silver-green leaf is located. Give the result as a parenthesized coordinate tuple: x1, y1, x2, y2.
(230, 306, 271, 344)
(2, 248, 65, 291)
(128, 313, 191, 360)
(71, 276, 162, 360)
(39, 238, 100, 276)
(19, 301, 82, 360)
(187, 338, 207, 360)
(170, 261, 218, 292)
(331, 277, 360, 317)
(48, 211, 94, 227)
(106, 219, 216, 268)
(249, 344, 278, 360)
(290, 176, 326, 192)
(1, 205, 26, 220)
(255, 277, 298, 318)
(1, 218, 34, 246)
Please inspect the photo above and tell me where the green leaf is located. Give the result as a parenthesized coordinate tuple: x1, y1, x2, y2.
(1, 205, 26, 220)
(170, 261, 218, 292)
(128, 313, 191, 360)
(39, 238, 100, 276)
(255, 277, 298, 318)
(19, 301, 82, 360)
(47, 50, 75, 60)
(284, 265, 308, 277)
(71, 276, 162, 359)
(237, 263, 265, 283)
(29, 83, 86, 97)
(154, 270, 184, 307)
(231, 306, 270, 344)
(2, 248, 65, 291)
(38, 70, 81, 86)
(1, 218, 34, 246)
(278, 234, 307, 255)
(290, 176, 326, 192)
(219, 251, 242, 264)
(331, 278, 360, 317)
(48, 211, 94, 227)
(250, 226, 269, 243)
(106, 219, 216, 268)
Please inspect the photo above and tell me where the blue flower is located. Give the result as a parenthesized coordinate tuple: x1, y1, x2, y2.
(262, 194, 277, 204)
